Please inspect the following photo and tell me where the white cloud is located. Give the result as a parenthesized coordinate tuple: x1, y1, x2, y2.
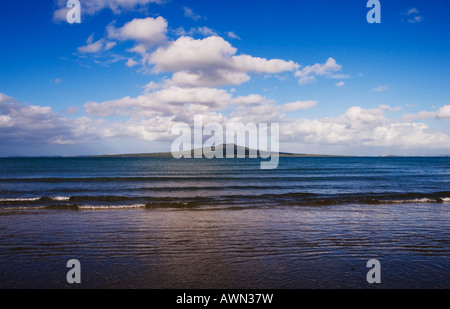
(295, 58, 343, 85)
(78, 34, 116, 53)
(149, 36, 298, 87)
(405, 8, 419, 15)
(0, 93, 96, 145)
(174, 26, 217, 37)
(170, 70, 251, 88)
(409, 16, 424, 23)
(329, 74, 350, 79)
(227, 32, 241, 40)
(183, 6, 201, 21)
(195, 26, 217, 36)
(149, 36, 237, 72)
(282, 106, 450, 149)
(39, 12, 449, 155)
(403, 105, 450, 121)
(143, 81, 161, 92)
(379, 105, 402, 112)
(66, 107, 79, 115)
(53, 0, 163, 22)
(0, 114, 13, 128)
(107, 17, 168, 50)
(53, 7, 69, 23)
(232, 95, 266, 105)
(126, 58, 139, 67)
(3, 92, 450, 154)
(402, 8, 424, 23)
(373, 85, 389, 92)
(84, 86, 234, 118)
(229, 103, 285, 124)
(232, 55, 298, 73)
(282, 101, 318, 112)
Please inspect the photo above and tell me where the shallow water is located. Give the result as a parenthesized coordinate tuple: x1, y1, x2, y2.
(0, 157, 449, 288)
(0, 203, 449, 289)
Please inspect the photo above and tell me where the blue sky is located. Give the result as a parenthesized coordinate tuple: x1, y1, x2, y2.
(0, 0, 449, 156)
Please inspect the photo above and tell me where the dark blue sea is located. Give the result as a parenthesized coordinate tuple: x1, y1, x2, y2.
(0, 157, 449, 288)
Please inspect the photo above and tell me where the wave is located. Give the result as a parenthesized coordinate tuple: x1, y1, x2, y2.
(267, 192, 450, 206)
(0, 204, 146, 211)
(0, 197, 41, 202)
(0, 191, 449, 212)
(0, 176, 250, 183)
(78, 204, 146, 210)
(0, 175, 403, 183)
(0, 197, 70, 202)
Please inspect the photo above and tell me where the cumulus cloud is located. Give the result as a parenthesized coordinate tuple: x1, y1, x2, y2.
(170, 70, 251, 88)
(149, 36, 298, 87)
(403, 105, 450, 121)
(282, 101, 317, 112)
(295, 58, 343, 85)
(281, 106, 450, 149)
(0, 93, 178, 146)
(232, 94, 268, 105)
(0, 93, 96, 145)
(2, 92, 450, 154)
(41, 13, 449, 155)
(107, 17, 168, 52)
(74, 17, 307, 88)
(53, 0, 163, 22)
(83, 86, 235, 119)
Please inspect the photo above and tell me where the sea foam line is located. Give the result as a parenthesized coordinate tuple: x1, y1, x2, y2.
(0, 198, 41, 202)
(51, 196, 71, 201)
(78, 204, 146, 210)
(386, 198, 449, 204)
(0, 196, 71, 202)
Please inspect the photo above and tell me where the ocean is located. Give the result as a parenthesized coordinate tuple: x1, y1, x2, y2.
(0, 157, 449, 288)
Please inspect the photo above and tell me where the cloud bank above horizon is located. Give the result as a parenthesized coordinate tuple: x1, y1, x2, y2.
(1, 0, 449, 156)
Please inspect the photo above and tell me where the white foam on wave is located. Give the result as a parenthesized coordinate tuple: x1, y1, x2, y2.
(0, 196, 71, 202)
(0, 206, 47, 211)
(51, 196, 70, 201)
(0, 198, 41, 202)
(387, 198, 434, 204)
(441, 197, 450, 203)
(78, 204, 146, 210)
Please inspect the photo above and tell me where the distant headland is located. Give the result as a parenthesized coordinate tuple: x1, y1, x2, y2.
(91, 144, 343, 158)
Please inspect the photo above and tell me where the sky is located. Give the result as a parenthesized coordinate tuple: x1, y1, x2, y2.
(0, 0, 449, 156)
